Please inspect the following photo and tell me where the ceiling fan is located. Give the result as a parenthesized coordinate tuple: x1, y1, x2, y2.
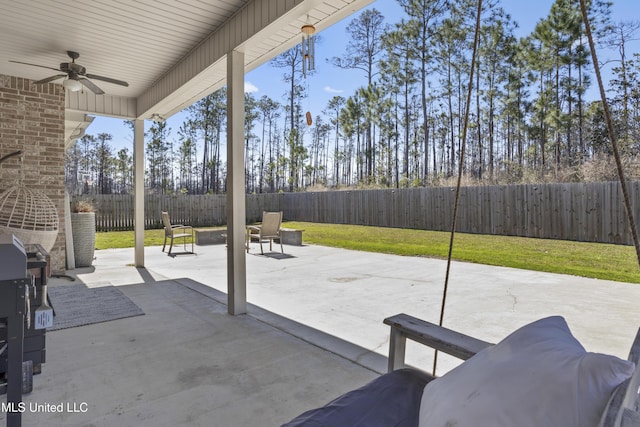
(9, 50, 129, 95)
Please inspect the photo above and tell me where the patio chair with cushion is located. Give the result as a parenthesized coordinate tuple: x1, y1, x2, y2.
(246, 211, 283, 255)
(161, 211, 194, 255)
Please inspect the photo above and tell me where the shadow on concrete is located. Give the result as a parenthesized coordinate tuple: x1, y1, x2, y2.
(8, 276, 382, 426)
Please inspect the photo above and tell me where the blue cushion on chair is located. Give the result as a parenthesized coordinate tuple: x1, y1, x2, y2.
(282, 368, 434, 427)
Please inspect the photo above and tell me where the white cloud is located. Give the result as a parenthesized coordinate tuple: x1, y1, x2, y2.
(245, 81, 259, 93)
(324, 86, 344, 94)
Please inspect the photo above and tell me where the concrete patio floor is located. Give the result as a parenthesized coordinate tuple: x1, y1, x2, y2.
(83, 242, 640, 369)
(1, 277, 380, 426)
(3, 241, 640, 426)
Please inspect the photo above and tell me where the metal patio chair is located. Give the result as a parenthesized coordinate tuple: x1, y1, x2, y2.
(246, 211, 283, 255)
(161, 211, 194, 255)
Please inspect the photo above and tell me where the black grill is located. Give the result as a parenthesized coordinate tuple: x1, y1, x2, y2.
(0, 237, 51, 427)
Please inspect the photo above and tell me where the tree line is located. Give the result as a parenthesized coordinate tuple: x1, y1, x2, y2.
(65, 0, 640, 196)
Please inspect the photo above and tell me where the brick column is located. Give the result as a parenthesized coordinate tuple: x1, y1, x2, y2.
(0, 75, 66, 272)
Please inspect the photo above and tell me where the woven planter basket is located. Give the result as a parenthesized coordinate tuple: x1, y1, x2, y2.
(71, 212, 96, 267)
(0, 184, 59, 252)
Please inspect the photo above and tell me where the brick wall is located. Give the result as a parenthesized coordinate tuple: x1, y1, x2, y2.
(0, 74, 66, 272)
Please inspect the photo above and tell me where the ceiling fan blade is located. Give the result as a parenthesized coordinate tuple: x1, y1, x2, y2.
(9, 60, 61, 72)
(85, 73, 129, 87)
(34, 75, 67, 84)
(78, 78, 105, 95)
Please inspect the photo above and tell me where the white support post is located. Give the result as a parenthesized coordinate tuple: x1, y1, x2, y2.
(226, 50, 247, 315)
(64, 191, 75, 270)
(134, 119, 145, 268)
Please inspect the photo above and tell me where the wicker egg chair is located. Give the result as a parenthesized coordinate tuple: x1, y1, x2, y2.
(0, 183, 59, 253)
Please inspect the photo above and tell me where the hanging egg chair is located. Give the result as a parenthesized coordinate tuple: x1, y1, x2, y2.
(0, 152, 59, 252)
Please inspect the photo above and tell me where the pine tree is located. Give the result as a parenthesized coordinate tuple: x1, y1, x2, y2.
(330, 8, 387, 181)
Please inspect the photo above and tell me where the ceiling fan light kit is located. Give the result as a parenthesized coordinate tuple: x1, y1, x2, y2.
(63, 77, 82, 92)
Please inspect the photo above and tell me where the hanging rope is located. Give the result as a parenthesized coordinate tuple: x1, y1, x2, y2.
(433, 0, 483, 376)
(579, 0, 640, 267)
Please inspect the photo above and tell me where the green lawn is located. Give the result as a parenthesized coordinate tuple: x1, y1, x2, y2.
(95, 222, 640, 284)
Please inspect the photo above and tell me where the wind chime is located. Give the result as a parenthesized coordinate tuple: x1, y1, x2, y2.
(301, 17, 316, 78)
(301, 17, 316, 127)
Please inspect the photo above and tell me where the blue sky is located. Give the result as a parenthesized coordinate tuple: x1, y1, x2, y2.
(89, 0, 639, 151)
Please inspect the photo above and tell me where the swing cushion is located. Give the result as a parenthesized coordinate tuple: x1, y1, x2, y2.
(282, 368, 434, 427)
(418, 316, 635, 427)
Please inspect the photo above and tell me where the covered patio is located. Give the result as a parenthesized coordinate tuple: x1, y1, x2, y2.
(3, 1, 640, 425)
(2, 242, 639, 425)
(0, 0, 374, 315)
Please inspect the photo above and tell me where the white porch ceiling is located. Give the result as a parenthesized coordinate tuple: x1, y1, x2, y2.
(0, 0, 373, 143)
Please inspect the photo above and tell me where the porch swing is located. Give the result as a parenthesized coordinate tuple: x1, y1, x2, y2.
(283, 1, 640, 426)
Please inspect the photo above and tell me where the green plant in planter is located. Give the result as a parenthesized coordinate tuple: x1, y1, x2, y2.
(72, 199, 95, 213)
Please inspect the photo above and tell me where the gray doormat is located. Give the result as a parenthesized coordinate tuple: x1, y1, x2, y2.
(48, 284, 145, 331)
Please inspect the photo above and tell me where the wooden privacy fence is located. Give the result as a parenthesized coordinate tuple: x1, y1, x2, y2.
(284, 182, 640, 245)
(74, 181, 640, 245)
